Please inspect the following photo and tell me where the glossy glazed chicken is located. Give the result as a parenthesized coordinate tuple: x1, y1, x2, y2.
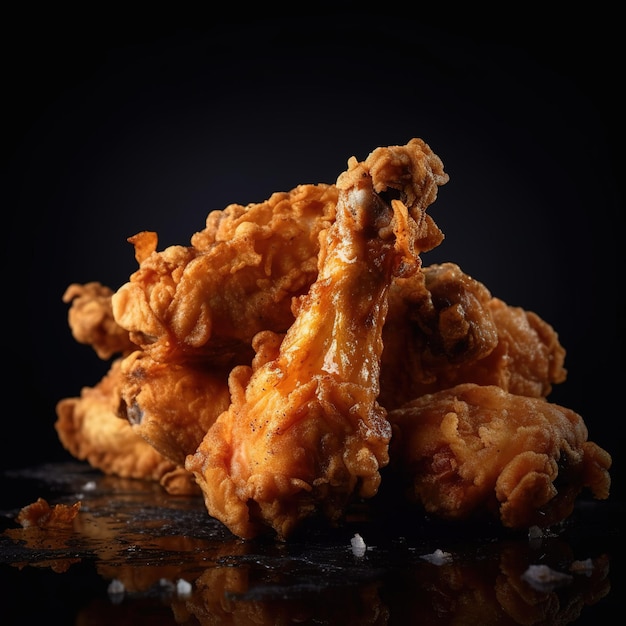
(185, 138, 448, 539)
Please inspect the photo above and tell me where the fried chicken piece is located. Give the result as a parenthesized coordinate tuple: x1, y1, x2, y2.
(380, 262, 567, 409)
(58, 282, 202, 494)
(111, 184, 339, 363)
(186, 138, 448, 539)
(55, 358, 183, 486)
(386, 383, 611, 529)
(480, 296, 567, 396)
(118, 350, 232, 466)
(15, 497, 82, 529)
(63, 282, 137, 360)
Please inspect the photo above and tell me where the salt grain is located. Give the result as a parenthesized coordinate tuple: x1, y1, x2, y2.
(107, 578, 125, 604)
(420, 548, 453, 565)
(177, 578, 192, 598)
(521, 564, 573, 591)
(350, 533, 367, 557)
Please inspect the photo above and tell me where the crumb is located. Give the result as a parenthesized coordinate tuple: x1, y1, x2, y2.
(16, 497, 81, 528)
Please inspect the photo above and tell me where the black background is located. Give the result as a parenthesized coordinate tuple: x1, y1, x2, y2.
(4, 7, 623, 498)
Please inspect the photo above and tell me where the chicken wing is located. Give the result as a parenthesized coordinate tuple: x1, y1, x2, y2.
(380, 262, 566, 409)
(186, 138, 448, 539)
(386, 383, 611, 529)
(118, 350, 232, 466)
(63, 282, 136, 360)
(111, 184, 339, 364)
(55, 359, 179, 484)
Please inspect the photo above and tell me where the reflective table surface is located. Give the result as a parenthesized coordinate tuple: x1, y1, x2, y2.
(1, 462, 623, 624)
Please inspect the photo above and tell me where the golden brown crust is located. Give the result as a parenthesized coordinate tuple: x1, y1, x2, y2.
(387, 383, 611, 528)
(380, 263, 567, 409)
(118, 350, 231, 466)
(15, 497, 82, 529)
(54, 359, 179, 483)
(111, 184, 338, 363)
(62, 282, 137, 360)
(186, 139, 449, 539)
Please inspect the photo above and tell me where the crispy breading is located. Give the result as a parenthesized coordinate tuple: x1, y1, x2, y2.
(380, 263, 566, 409)
(386, 383, 611, 528)
(111, 184, 338, 363)
(63, 282, 137, 360)
(118, 350, 231, 466)
(186, 138, 448, 539)
(55, 359, 181, 486)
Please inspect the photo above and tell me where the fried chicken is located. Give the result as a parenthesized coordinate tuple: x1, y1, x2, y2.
(380, 262, 567, 409)
(111, 184, 338, 364)
(118, 350, 232, 466)
(386, 383, 611, 529)
(63, 282, 136, 360)
(185, 138, 448, 539)
(55, 136, 611, 540)
(57, 282, 201, 493)
(55, 359, 179, 484)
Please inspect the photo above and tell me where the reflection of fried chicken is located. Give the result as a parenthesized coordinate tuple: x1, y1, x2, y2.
(186, 138, 448, 539)
(111, 184, 338, 364)
(387, 383, 611, 529)
(171, 565, 388, 626)
(380, 263, 566, 409)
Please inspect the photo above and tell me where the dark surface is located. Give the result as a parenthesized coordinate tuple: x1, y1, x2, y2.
(1, 462, 623, 624)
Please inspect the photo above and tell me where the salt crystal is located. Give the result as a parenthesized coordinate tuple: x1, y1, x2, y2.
(107, 578, 125, 604)
(350, 533, 367, 557)
(177, 578, 192, 598)
(521, 564, 573, 590)
(420, 548, 453, 565)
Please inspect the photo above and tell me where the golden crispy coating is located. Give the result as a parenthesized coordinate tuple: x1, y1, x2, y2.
(387, 383, 611, 529)
(380, 263, 566, 409)
(118, 350, 232, 466)
(56, 137, 611, 539)
(15, 497, 82, 529)
(55, 358, 180, 484)
(62, 282, 137, 360)
(111, 184, 338, 363)
(481, 297, 567, 397)
(186, 138, 448, 539)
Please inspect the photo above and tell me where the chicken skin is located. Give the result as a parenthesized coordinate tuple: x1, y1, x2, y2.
(185, 138, 449, 539)
(118, 350, 232, 467)
(386, 383, 611, 529)
(55, 137, 612, 540)
(380, 262, 567, 409)
(111, 184, 339, 364)
(55, 359, 179, 484)
(62, 282, 136, 360)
